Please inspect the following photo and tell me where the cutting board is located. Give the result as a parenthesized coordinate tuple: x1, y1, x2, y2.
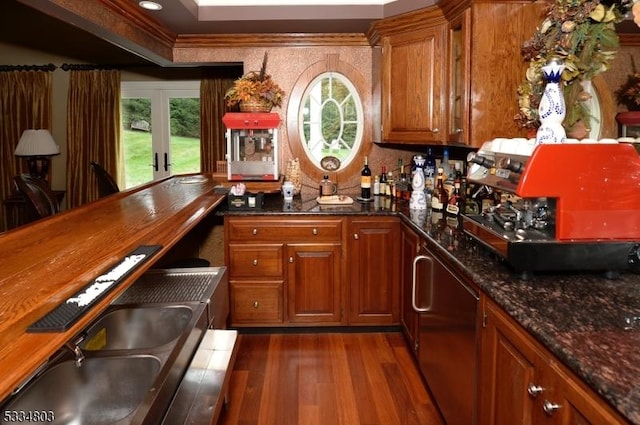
(316, 195, 354, 205)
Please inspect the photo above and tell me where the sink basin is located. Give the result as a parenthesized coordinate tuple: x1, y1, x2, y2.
(2, 355, 161, 425)
(82, 305, 193, 350)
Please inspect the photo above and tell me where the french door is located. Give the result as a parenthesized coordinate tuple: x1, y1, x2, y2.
(121, 81, 200, 189)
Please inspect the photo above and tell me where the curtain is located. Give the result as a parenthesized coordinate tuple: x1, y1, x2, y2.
(200, 76, 235, 173)
(0, 70, 52, 232)
(66, 69, 121, 208)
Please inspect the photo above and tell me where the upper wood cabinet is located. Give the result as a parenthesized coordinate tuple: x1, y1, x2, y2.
(372, 3, 548, 146)
(371, 8, 448, 144)
(441, 1, 547, 146)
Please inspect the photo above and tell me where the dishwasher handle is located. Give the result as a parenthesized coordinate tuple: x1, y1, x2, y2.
(412, 254, 433, 313)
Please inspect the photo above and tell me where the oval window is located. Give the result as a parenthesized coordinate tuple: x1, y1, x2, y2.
(299, 72, 363, 170)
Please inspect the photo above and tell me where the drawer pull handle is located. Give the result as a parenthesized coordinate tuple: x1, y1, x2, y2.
(252, 301, 260, 309)
(312, 228, 318, 235)
(289, 257, 294, 263)
(353, 233, 359, 240)
(542, 400, 561, 415)
(252, 259, 258, 266)
(252, 228, 258, 235)
(527, 383, 544, 398)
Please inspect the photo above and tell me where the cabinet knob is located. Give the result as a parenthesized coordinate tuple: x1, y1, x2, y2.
(252, 301, 260, 309)
(252, 228, 258, 235)
(252, 259, 258, 266)
(432, 128, 439, 134)
(312, 228, 318, 235)
(542, 400, 561, 415)
(289, 256, 294, 263)
(527, 383, 544, 398)
(455, 128, 464, 134)
(353, 233, 359, 240)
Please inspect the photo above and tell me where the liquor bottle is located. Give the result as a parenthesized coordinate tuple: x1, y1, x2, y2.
(387, 171, 394, 197)
(445, 182, 462, 216)
(360, 156, 372, 200)
(373, 175, 380, 196)
(424, 148, 436, 195)
(442, 147, 452, 181)
(431, 167, 448, 212)
(397, 160, 410, 201)
(379, 166, 388, 197)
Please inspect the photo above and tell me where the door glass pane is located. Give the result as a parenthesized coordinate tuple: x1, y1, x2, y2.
(122, 97, 153, 188)
(169, 97, 201, 175)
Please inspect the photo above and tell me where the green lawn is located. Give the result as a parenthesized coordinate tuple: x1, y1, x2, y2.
(123, 130, 201, 188)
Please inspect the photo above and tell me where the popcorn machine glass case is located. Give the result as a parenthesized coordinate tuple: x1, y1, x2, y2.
(223, 112, 280, 181)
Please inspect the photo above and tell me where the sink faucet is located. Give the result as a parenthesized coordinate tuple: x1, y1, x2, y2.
(65, 335, 85, 367)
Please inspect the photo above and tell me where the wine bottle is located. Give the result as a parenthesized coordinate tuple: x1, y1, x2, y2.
(360, 156, 372, 200)
(424, 148, 436, 195)
(379, 165, 388, 197)
(431, 167, 448, 212)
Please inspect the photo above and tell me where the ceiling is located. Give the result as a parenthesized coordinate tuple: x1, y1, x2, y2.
(0, 0, 432, 67)
(143, 0, 433, 34)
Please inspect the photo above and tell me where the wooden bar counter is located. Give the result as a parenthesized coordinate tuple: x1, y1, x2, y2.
(0, 174, 225, 401)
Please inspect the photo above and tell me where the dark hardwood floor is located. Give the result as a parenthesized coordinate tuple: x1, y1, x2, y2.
(219, 331, 444, 425)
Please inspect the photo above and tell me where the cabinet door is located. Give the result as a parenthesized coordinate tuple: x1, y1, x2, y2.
(400, 223, 420, 352)
(446, 8, 471, 145)
(545, 359, 630, 425)
(347, 218, 400, 324)
(381, 24, 447, 143)
(478, 299, 543, 425)
(286, 244, 342, 324)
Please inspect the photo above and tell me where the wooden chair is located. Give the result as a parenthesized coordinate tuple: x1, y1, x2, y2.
(90, 162, 120, 198)
(13, 174, 60, 223)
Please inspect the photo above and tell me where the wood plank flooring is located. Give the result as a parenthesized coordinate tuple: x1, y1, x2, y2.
(219, 331, 444, 425)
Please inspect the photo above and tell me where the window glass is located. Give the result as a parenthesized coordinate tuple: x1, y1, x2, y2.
(299, 72, 363, 170)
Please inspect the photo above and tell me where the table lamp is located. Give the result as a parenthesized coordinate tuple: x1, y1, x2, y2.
(14, 129, 60, 182)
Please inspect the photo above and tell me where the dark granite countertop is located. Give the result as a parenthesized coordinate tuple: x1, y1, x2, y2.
(221, 192, 640, 424)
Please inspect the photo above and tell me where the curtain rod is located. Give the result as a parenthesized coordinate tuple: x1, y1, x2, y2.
(0, 63, 121, 72)
(0, 64, 57, 72)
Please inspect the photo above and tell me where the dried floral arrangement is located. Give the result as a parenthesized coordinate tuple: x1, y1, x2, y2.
(515, 0, 633, 132)
(615, 56, 640, 110)
(224, 52, 285, 110)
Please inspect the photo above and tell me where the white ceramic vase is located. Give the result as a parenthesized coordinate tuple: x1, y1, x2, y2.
(410, 155, 428, 210)
(536, 59, 566, 144)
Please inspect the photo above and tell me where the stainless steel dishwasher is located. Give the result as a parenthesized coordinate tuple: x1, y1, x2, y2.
(412, 244, 479, 425)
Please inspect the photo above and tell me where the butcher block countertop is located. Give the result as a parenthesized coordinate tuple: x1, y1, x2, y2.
(0, 175, 225, 400)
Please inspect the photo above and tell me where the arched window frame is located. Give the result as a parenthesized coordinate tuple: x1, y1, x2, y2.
(287, 54, 371, 182)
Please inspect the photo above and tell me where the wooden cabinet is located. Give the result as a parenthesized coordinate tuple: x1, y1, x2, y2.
(225, 216, 343, 326)
(286, 244, 342, 324)
(445, 8, 471, 144)
(400, 222, 420, 353)
(440, 0, 547, 146)
(478, 297, 629, 425)
(372, 8, 448, 144)
(347, 217, 400, 324)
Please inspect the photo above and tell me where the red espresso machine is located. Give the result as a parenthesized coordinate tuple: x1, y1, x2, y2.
(462, 140, 640, 276)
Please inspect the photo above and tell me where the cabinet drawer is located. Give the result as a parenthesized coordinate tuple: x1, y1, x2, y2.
(227, 218, 342, 242)
(231, 281, 283, 324)
(228, 244, 283, 278)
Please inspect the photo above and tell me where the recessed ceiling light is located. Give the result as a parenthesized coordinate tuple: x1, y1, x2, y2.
(139, 1, 163, 11)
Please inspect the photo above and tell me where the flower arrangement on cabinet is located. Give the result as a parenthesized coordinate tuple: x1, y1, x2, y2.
(615, 57, 640, 110)
(515, 0, 633, 132)
(224, 52, 285, 111)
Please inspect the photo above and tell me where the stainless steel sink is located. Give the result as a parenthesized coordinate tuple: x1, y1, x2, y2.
(81, 305, 193, 351)
(1, 355, 161, 425)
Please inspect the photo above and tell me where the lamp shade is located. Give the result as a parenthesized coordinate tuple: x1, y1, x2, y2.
(15, 129, 60, 156)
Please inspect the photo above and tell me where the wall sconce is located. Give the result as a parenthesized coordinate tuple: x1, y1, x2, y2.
(14, 129, 60, 182)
